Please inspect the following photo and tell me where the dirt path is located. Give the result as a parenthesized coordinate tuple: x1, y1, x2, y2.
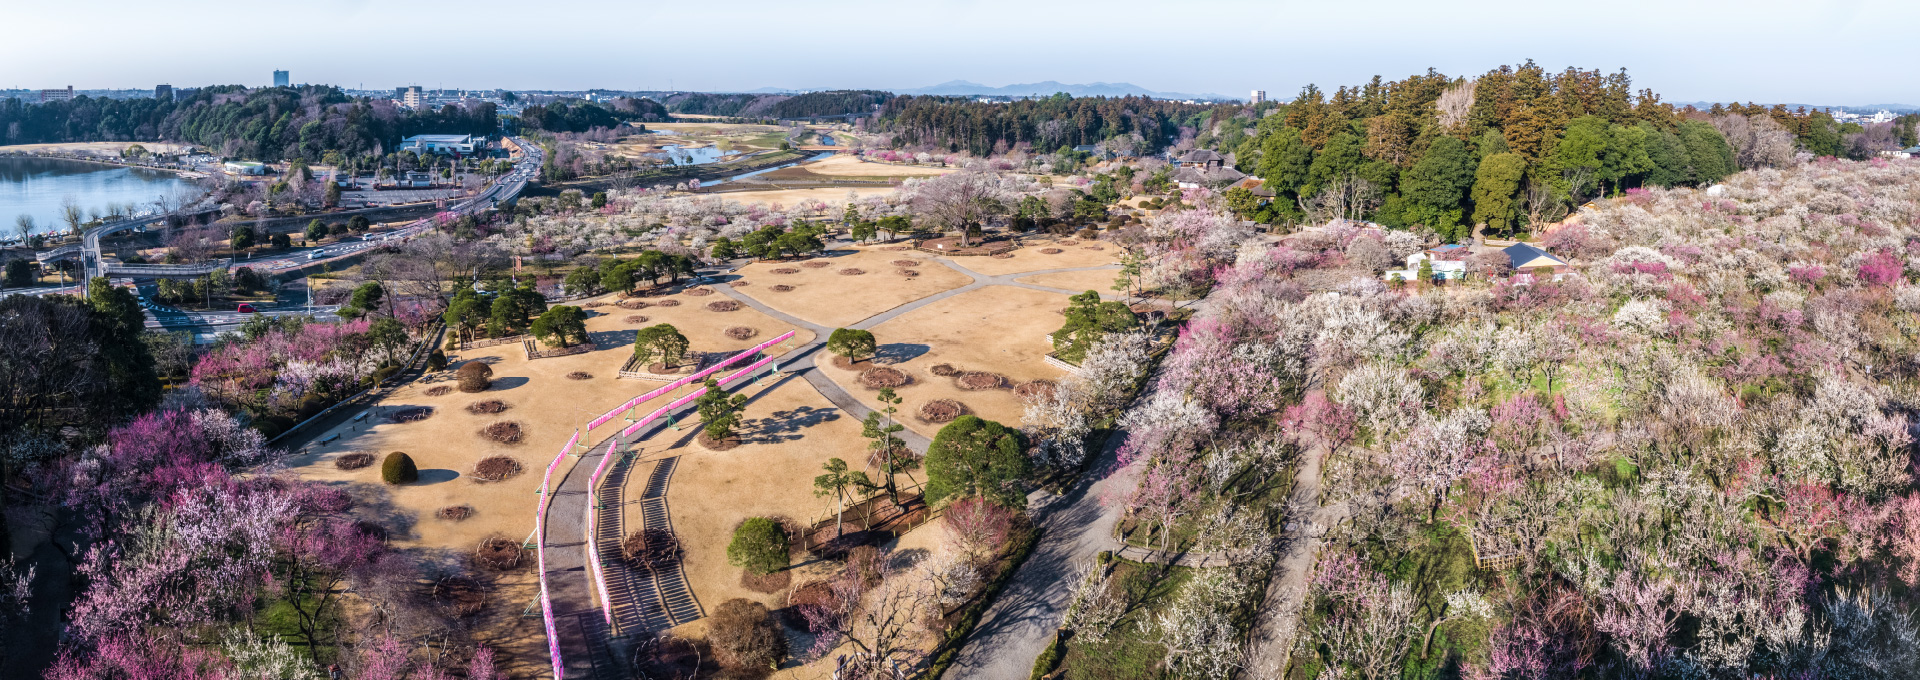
(1243, 424, 1335, 678)
(946, 425, 1140, 680)
(943, 271, 1242, 680)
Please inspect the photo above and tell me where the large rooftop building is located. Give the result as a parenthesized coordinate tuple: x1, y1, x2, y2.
(398, 134, 481, 155)
(273, 70, 290, 88)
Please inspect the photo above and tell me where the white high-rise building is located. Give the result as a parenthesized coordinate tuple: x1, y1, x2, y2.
(1250, 90, 1267, 105)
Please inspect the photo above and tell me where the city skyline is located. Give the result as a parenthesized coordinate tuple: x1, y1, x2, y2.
(7, 0, 1920, 105)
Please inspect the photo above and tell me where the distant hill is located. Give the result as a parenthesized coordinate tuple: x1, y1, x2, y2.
(895, 80, 1231, 101)
(1670, 101, 1919, 114)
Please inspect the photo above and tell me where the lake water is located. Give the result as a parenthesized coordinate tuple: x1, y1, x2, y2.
(0, 157, 202, 235)
(649, 144, 734, 166)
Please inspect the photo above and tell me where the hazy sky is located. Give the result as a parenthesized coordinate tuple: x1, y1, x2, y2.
(10, 0, 1918, 105)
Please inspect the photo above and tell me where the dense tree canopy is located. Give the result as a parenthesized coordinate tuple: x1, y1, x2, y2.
(878, 94, 1220, 156)
(0, 85, 496, 161)
(518, 98, 663, 132)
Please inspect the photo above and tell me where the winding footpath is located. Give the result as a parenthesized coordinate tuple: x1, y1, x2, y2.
(540, 242, 1122, 677)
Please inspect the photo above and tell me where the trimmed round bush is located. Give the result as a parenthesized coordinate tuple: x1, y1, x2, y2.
(929, 363, 959, 377)
(838, 268, 865, 275)
(424, 385, 453, 397)
(427, 350, 448, 372)
(655, 299, 681, 307)
(725, 326, 758, 340)
(706, 300, 741, 312)
(726, 517, 790, 576)
(382, 451, 419, 484)
(457, 362, 493, 393)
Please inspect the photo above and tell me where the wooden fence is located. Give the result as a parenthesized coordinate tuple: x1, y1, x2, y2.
(460, 333, 531, 351)
(524, 339, 596, 360)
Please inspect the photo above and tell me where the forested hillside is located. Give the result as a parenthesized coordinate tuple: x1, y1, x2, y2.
(661, 92, 769, 118)
(1, 85, 496, 161)
(518, 97, 665, 132)
(764, 90, 890, 118)
(876, 93, 1220, 157)
(1225, 64, 1737, 238)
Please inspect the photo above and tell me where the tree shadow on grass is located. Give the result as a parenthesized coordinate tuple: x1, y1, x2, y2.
(416, 468, 460, 484)
(488, 376, 529, 391)
(592, 328, 638, 350)
(873, 342, 931, 365)
(738, 406, 841, 444)
(344, 481, 420, 542)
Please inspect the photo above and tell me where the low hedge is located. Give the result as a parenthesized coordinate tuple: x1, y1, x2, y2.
(1029, 629, 1067, 679)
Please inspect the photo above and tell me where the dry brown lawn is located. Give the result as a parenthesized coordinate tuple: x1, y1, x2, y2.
(821, 286, 1070, 438)
(649, 375, 906, 633)
(801, 154, 958, 177)
(277, 288, 813, 675)
(706, 186, 896, 207)
(1015, 268, 1122, 294)
(945, 238, 1120, 276)
(729, 246, 972, 327)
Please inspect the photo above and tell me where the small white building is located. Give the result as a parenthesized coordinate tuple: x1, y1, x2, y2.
(223, 161, 266, 175)
(398, 134, 480, 155)
(1384, 252, 1466, 283)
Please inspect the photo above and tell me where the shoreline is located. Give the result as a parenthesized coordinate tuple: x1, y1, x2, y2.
(0, 149, 206, 180)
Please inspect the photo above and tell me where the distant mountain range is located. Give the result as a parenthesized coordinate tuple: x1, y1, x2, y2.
(893, 80, 1232, 101)
(1670, 101, 1919, 113)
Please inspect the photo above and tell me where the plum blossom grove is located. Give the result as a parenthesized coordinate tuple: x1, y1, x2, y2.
(189, 318, 376, 417)
(1098, 158, 1920, 678)
(29, 405, 507, 678)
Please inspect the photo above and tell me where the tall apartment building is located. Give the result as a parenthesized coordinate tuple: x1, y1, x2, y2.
(273, 70, 290, 88)
(155, 84, 173, 101)
(41, 86, 74, 103)
(1250, 90, 1267, 105)
(400, 85, 424, 109)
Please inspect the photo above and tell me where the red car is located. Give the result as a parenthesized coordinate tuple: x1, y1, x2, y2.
(237, 303, 257, 313)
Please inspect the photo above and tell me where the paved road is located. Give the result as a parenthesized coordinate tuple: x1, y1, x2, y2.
(946, 423, 1140, 679)
(944, 266, 1220, 680)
